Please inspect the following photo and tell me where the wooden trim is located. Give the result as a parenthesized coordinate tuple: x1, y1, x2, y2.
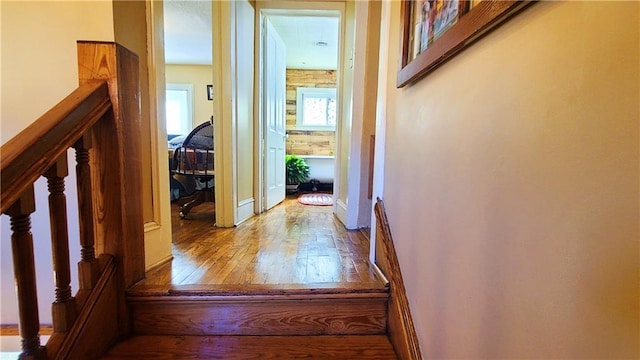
(374, 198, 422, 360)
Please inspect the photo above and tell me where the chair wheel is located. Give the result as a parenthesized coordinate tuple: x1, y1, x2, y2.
(179, 211, 186, 219)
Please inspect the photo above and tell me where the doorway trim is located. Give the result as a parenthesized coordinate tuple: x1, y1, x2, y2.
(253, 1, 346, 215)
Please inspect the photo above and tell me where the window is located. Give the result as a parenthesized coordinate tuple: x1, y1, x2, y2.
(165, 83, 193, 135)
(296, 87, 337, 130)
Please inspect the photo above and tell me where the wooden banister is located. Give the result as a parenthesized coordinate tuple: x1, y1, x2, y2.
(0, 82, 111, 213)
(1, 41, 145, 359)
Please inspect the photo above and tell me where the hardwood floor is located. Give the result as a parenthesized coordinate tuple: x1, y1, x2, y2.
(131, 195, 384, 294)
(107, 196, 398, 359)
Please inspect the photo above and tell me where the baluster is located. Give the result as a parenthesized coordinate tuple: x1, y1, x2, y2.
(5, 186, 47, 359)
(74, 134, 100, 289)
(45, 154, 77, 332)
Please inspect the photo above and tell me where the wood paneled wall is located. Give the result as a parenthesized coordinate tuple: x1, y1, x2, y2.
(285, 69, 336, 156)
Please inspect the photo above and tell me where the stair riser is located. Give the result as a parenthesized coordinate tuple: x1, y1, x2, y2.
(131, 297, 387, 336)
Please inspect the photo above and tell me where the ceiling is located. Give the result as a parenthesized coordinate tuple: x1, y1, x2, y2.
(267, 15, 339, 70)
(163, 1, 339, 70)
(163, 0, 212, 65)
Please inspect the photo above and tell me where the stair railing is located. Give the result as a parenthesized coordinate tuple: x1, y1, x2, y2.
(1, 41, 145, 360)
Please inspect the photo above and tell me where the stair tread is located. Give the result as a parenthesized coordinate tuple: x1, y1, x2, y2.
(127, 282, 389, 297)
(102, 335, 398, 359)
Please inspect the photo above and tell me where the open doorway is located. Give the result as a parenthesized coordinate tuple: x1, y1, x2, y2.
(255, 6, 343, 215)
(135, 0, 383, 291)
(163, 0, 216, 216)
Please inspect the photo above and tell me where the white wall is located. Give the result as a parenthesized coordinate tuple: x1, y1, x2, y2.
(334, 0, 354, 224)
(345, 0, 380, 229)
(377, 1, 639, 358)
(212, 0, 255, 226)
(234, 0, 255, 223)
(0, 1, 114, 328)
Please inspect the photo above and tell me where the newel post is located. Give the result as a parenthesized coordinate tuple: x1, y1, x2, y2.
(76, 42, 145, 335)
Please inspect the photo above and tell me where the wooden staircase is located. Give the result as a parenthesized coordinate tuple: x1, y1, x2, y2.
(102, 286, 397, 359)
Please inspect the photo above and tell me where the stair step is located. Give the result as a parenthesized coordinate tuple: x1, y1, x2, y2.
(101, 335, 398, 359)
(129, 289, 388, 336)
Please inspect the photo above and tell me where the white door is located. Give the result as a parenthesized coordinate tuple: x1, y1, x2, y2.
(263, 17, 287, 210)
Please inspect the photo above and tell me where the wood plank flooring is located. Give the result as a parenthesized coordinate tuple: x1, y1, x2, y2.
(102, 335, 397, 359)
(131, 195, 384, 294)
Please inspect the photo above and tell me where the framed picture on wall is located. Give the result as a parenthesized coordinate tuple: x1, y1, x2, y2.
(207, 84, 213, 101)
(397, 0, 533, 88)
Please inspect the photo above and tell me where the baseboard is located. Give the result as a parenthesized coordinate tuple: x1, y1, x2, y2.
(145, 254, 173, 273)
(236, 197, 255, 224)
(370, 262, 390, 288)
(335, 198, 347, 224)
(374, 198, 422, 360)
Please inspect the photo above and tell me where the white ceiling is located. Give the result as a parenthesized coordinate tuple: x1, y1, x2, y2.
(267, 15, 339, 70)
(163, 0, 212, 65)
(163, 1, 339, 70)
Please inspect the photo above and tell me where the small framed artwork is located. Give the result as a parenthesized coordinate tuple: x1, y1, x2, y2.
(397, 0, 533, 88)
(207, 84, 213, 100)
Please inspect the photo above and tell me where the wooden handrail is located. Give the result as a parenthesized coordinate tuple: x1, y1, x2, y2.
(1, 81, 111, 213)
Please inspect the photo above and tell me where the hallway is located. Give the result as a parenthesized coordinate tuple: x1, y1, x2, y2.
(130, 196, 384, 295)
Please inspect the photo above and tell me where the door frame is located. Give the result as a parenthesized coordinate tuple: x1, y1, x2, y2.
(136, 0, 173, 270)
(253, 1, 346, 214)
(212, 0, 256, 227)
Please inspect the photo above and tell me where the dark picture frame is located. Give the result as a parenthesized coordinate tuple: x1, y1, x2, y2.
(207, 84, 213, 100)
(397, 0, 533, 88)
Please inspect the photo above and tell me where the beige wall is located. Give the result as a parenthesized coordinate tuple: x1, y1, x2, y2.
(285, 69, 336, 156)
(165, 64, 214, 130)
(0, 0, 114, 325)
(379, 1, 639, 358)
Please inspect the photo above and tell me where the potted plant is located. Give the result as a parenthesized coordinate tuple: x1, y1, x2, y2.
(286, 154, 310, 193)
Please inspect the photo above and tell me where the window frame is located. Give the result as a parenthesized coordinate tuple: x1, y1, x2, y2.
(295, 87, 337, 131)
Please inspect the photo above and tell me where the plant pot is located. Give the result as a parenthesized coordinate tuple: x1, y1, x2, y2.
(286, 184, 299, 193)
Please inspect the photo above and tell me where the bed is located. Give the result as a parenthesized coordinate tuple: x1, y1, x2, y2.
(168, 121, 215, 218)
